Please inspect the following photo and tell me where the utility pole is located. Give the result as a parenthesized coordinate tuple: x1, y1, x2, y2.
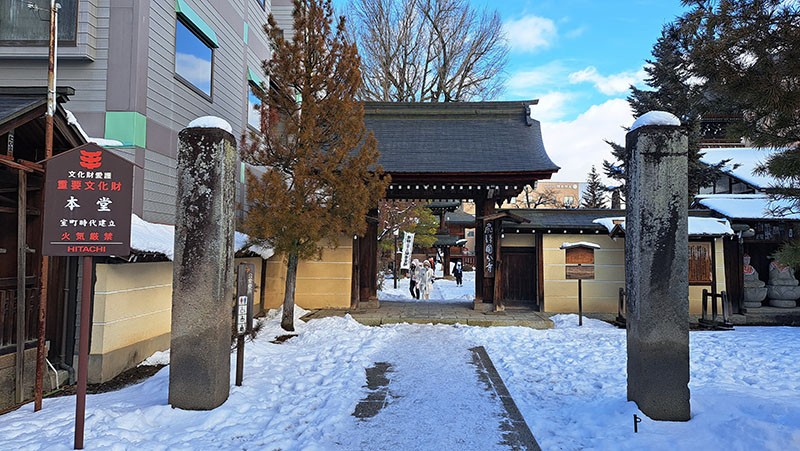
(35, 0, 59, 412)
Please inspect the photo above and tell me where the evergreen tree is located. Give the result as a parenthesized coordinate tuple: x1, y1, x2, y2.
(377, 200, 438, 276)
(676, 0, 800, 266)
(603, 22, 727, 199)
(242, 0, 389, 331)
(581, 165, 607, 209)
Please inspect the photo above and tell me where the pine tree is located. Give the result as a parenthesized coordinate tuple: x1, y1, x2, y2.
(676, 0, 800, 266)
(242, 0, 389, 331)
(581, 165, 607, 209)
(603, 23, 727, 200)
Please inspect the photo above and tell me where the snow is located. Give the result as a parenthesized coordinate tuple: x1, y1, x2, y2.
(593, 216, 734, 236)
(3, 296, 800, 450)
(87, 137, 124, 147)
(560, 241, 601, 250)
(700, 147, 781, 189)
(696, 194, 800, 220)
(187, 116, 233, 134)
(64, 109, 123, 147)
(379, 270, 476, 303)
(630, 111, 681, 130)
(130, 214, 274, 260)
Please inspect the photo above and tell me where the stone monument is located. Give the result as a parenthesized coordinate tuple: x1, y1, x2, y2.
(742, 253, 767, 308)
(169, 117, 237, 410)
(766, 260, 800, 308)
(625, 111, 690, 421)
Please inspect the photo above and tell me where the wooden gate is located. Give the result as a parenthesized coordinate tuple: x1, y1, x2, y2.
(501, 247, 537, 308)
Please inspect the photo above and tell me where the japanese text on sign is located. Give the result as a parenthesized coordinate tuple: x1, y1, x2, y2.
(42, 144, 133, 257)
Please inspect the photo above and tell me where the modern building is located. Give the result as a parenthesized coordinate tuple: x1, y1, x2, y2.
(0, 0, 295, 223)
(0, 0, 294, 410)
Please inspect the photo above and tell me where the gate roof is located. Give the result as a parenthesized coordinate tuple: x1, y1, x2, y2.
(364, 101, 559, 201)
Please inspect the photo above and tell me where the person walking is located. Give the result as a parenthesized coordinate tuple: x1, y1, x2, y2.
(453, 262, 463, 287)
(409, 259, 420, 299)
(417, 260, 435, 300)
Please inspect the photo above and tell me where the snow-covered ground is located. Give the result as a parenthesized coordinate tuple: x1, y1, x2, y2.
(2, 290, 800, 450)
(380, 269, 475, 303)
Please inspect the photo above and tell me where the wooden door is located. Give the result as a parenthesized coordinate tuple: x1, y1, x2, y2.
(502, 248, 537, 308)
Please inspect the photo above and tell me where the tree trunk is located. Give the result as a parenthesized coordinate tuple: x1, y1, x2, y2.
(281, 250, 300, 331)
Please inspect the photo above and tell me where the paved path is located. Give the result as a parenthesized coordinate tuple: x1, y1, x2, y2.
(304, 301, 554, 329)
(338, 326, 539, 450)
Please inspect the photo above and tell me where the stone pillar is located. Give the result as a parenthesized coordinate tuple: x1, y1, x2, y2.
(169, 120, 236, 410)
(625, 112, 690, 421)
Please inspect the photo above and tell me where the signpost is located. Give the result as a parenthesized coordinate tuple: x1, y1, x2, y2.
(560, 242, 599, 326)
(235, 263, 255, 386)
(41, 143, 133, 450)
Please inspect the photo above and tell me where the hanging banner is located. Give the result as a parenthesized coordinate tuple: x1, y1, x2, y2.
(399, 231, 415, 269)
(483, 220, 495, 278)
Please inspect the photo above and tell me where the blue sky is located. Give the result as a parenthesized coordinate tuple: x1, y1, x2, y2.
(486, 0, 689, 182)
(335, 0, 689, 181)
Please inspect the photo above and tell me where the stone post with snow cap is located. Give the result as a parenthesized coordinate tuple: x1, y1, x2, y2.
(625, 111, 690, 421)
(169, 116, 237, 410)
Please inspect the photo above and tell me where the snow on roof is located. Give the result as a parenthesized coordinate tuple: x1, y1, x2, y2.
(130, 214, 274, 260)
(65, 109, 123, 147)
(187, 116, 233, 134)
(630, 111, 681, 131)
(592, 216, 734, 236)
(695, 194, 800, 220)
(700, 147, 780, 189)
(560, 241, 601, 250)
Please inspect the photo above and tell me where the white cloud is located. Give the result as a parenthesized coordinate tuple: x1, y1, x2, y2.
(506, 61, 570, 93)
(564, 26, 587, 39)
(540, 99, 634, 183)
(503, 15, 558, 53)
(175, 52, 212, 93)
(568, 66, 647, 96)
(528, 92, 578, 122)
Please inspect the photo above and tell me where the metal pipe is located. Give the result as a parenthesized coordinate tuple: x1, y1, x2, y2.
(59, 257, 76, 385)
(75, 256, 92, 449)
(35, 0, 59, 413)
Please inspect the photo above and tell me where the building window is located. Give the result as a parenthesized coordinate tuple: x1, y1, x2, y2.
(0, 0, 78, 45)
(246, 67, 266, 131)
(248, 83, 263, 130)
(688, 241, 713, 284)
(175, 18, 213, 97)
(256, 0, 266, 10)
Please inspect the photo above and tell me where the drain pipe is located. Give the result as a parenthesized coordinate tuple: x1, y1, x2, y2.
(58, 256, 76, 385)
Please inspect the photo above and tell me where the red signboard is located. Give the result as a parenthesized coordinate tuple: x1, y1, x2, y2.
(41, 143, 133, 256)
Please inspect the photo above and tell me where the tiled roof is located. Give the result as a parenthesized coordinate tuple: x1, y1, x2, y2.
(364, 101, 559, 175)
(504, 209, 625, 230)
(445, 210, 475, 225)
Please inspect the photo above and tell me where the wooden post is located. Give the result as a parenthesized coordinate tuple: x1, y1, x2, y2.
(15, 169, 26, 404)
(74, 256, 92, 449)
(493, 220, 504, 312)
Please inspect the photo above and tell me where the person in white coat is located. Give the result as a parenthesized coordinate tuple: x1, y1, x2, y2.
(417, 260, 435, 300)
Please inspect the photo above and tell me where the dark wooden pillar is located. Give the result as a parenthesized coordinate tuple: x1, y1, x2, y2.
(351, 235, 360, 309)
(493, 219, 504, 312)
(723, 236, 743, 313)
(443, 247, 451, 277)
(358, 209, 379, 307)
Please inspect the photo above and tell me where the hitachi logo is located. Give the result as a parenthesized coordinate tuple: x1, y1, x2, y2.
(67, 245, 107, 253)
